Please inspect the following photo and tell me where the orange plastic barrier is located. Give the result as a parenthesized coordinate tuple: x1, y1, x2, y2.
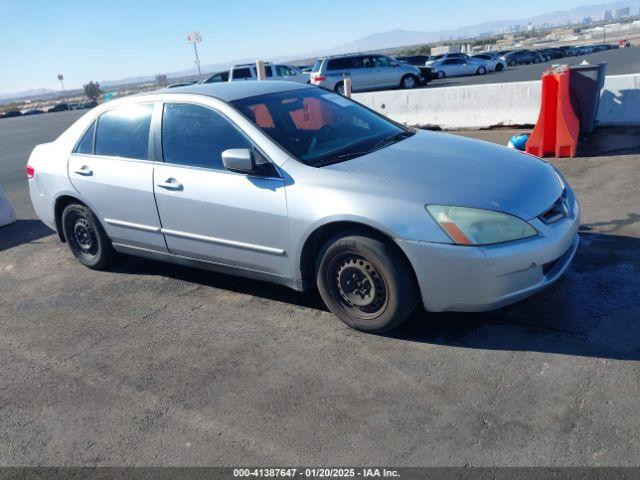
(526, 67, 580, 158)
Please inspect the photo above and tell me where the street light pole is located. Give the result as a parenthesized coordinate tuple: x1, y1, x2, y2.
(193, 42, 202, 77)
(186, 32, 203, 80)
(57, 74, 69, 111)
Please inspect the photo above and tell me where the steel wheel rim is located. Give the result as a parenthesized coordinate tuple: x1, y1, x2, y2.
(327, 253, 388, 319)
(71, 215, 98, 255)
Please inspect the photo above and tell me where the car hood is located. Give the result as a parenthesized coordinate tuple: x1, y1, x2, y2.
(323, 130, 564, 219)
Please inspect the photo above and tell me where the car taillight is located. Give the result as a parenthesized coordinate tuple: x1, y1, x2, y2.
(26, 165, 35, 179)
(312, 75, 325, 83)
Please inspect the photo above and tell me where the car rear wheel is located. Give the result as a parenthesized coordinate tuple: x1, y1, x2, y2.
(334, 82, 345, 95)
(437, 71, 445, 79)
(61, 203, 117, 270)
(316, 233, 418, 333)
(476, 66, 487, 75)
(495, 63, 504, 72)
(509, 60, 517, 67)
(400, 74, 418, 89)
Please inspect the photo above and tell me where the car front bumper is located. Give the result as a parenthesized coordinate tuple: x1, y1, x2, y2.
(398, 201, 580, 312)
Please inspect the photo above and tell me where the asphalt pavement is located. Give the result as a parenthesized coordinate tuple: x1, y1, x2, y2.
(427, 47, 640, 89)
(1, 111, 640, 466)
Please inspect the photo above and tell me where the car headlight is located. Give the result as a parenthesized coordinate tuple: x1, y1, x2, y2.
(426, 205, 537, 245)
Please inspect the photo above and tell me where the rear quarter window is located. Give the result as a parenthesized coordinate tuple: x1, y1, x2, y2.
(74, 120, 96, 154)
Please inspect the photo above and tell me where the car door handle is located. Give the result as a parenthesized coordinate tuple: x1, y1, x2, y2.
(74, 165, 93, 176)
(157, 178, 183, 191)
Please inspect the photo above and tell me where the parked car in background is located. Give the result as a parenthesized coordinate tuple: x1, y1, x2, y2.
(471, 54, 507, 72)
(395, 55, 434, 82)
(200, 70, 230, 84)
(538, 48, 565, 59)
(166, 81, 198, 89)
(426, 53, 468, 64)
(310, 53, 422, 94)
(531, 51, 549, 63)
(1, 109, 22, 118)
(430, 58, 487, 78)
(558, 46, 580, 57)
(229, 63, 308, 83)
(501, 50, 537, 66)
(27, 81, 580, 333)
(47, 103, 70, 112)
(23, 108, 44, 115)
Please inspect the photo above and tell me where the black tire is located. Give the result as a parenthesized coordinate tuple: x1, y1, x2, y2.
(437, 71, 445, 79)
(509, 60, 517, 67)
(316, 233, 418, 333)
(476, 66, 487, 75)
(400, 74, 418, 89)
(61, 203, 118, 270)
(334, 82, 345, 95)
(495, 63, 504, 72)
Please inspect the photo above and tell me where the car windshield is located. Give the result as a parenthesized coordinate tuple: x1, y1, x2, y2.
(231, 88, 413, 167)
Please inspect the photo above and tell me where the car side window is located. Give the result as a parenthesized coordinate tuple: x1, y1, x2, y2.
(94, 104, 153, 160)
(74, 120, 96, 154)
(264, 65, 273, 78)
(276, 65, 293, 76)
(234, 68, 252, 79)
(162, 103, 251, 170)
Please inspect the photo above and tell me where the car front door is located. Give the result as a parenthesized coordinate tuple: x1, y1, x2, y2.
(67, 102, 168, 252)
(346, 56, 373, 91)
(153, 102, 289, 276)
(372, 55, 397, 88)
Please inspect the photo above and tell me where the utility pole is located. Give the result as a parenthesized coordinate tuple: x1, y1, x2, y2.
(186, 32, 203, 79)
(57, 74, 69, 110)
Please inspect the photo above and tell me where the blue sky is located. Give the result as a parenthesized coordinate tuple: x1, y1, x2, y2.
(1, 0, 605, 93)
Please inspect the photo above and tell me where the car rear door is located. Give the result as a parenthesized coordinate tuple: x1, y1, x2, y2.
(67, 102, 168, 252)
(152, 101, 290, 276)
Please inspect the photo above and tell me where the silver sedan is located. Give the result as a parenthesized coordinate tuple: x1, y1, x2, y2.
(27, 82, 579, 332)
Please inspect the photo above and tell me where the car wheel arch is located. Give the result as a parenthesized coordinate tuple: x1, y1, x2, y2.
(54, 194, 102, 243)
(298, 220, 418, 291)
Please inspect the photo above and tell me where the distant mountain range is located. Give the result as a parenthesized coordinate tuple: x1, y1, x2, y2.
(2, 0, 639, 100)
(321, 0, 640, 53)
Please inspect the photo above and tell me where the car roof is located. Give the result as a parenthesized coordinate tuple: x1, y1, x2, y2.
(159, 80, 312, 102)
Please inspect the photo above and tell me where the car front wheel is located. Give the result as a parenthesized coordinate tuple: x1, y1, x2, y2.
(400, 74, 418, 89)
(495, 63, 504, 72)
(316, 233, 418, 333)
(476, 66, 487, 75)
(334, 82, 345, 95)
(61, 203, 118, 269)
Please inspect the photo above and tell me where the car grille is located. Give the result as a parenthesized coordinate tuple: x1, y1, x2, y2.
(538, 190, 570, 225)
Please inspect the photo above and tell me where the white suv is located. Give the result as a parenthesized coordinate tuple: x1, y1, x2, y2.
(200, 64, 308, 84)
(229, 63, 308, 83)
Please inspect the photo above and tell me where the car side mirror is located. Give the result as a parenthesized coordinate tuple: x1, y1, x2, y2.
(222, 148, 255, 173)
(222, 148, 274, 176)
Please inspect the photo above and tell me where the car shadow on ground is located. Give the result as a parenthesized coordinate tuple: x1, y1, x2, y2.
(0, 219, 54, 252)
(109, 229, 639, 361)
(392, 230, 640, 360)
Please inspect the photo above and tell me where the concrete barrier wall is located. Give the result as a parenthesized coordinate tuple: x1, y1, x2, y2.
(0, 185, 16, 228)
(353, 73, 640, 130)
(597, 73, 640, 126)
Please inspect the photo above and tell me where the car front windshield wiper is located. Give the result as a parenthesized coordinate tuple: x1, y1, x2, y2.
(312, 130, 415, 167)
(370, 130, 415, 151)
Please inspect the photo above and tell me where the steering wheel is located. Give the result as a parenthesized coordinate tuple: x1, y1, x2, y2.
(309, 125, 336, 152)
